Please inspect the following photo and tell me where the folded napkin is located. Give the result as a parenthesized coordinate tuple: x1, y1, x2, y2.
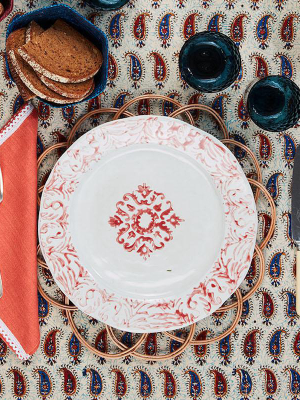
(0, 102, 40, 360)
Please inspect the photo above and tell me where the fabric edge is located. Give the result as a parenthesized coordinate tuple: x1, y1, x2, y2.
(0, 102, 34, 147)
(0, 318, 31, 360)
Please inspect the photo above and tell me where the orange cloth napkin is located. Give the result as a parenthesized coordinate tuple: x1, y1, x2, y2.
(0, 102, 40, 360)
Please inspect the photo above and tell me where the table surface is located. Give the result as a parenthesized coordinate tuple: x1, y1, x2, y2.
(0, 0, 299, 399)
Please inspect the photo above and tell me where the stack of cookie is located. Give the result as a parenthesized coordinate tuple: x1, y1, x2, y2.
(6, 19, 103, 104)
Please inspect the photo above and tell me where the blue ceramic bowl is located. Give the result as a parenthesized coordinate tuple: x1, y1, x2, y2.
(179, 31, 241, 93)
(6, 4, 108, 108)
(85, 0, 129, 10)
(247, 75, 300, 132)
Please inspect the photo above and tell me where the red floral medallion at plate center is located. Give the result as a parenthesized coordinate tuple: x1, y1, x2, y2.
(108, 183, 184, 260)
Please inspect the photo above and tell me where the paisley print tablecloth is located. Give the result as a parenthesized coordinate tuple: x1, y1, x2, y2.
(0, 0, 299, 398)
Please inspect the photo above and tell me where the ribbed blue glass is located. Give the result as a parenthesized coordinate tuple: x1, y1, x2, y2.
(247, 75, 300, 132)
(179, 31, 241, 93)
(84, 0, 129, 10)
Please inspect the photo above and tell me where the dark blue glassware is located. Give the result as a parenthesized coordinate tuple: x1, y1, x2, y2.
(247, 75, 300, 132)
(179, 31, 241, 93)
(84, 0, 129, 10)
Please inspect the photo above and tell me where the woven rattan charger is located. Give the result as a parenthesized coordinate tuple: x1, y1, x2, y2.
(37, 94, 276, 361)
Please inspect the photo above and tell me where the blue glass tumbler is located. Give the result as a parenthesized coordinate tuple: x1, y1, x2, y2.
(84, 0, 129, 10)
(246, 75, 300, 132)
(179, 31, 241, 93)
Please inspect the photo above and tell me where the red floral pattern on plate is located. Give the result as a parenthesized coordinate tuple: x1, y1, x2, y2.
(39, 116, 257, 332)
(108, 183, 184, 260)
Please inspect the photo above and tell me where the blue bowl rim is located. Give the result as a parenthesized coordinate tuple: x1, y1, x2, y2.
(5, 3, 109, 109)
(87, 0, 130, 10)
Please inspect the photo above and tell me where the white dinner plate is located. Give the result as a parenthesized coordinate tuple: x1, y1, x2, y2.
(39, 115, 257, 332)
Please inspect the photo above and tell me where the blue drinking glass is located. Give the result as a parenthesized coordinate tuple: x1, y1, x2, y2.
(84, 0, 129, 10)
(179, 31, 241, 93)
(246, 75, 300, 132)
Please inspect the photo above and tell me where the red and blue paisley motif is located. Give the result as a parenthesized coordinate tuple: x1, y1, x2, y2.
(207, 13, 223, 32)
(158, 13, 174, 48)
(60, 367, 77, 399)
(8, 369, 27, 399)
(109, 13, 125, 48)
(233, 368, 253, 400)
(276, 53, 293, 78)
(210, 369, 228, 398)
(243, 329, 260, 364)
(44, 329, 60, 365)
(83, 368, 103, 398)
(134, 370, 152, 398)
(284, 368, 300, 397)
(185, 370, 203, 399)
(112, 369, 127, 398)
(193, 330, 210, 365)
(133, 13, 150, 47)
(183, 13, 200, 39)
(218, 334, 232, 366)
(68, 333, 82, 365)
(126, 53, 143, 89)
(160, 369, 177, 398)
(230, 14, 248, 46)
(261, 368, 278, 399)
(149, 52, 168, 89)
(34, 369, 52, 399)
(268, 252, 285, 287)
(38, 292, 50, 326)
(256, 15, 273, 49)
(280, 14, 299, 49)
(268, 329, 287, 364)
